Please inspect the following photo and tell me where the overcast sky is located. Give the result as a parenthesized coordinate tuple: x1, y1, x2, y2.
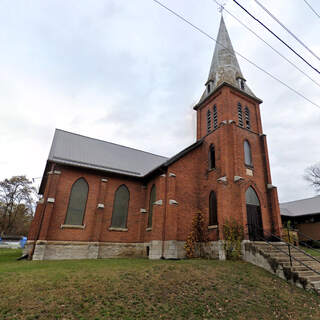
(0, 0, 319, 202)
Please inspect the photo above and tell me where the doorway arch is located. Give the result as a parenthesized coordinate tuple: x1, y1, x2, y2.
(246, 187, 263, 241)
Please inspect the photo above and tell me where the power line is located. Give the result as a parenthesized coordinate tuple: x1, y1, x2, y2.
(232, 0, 320, 75)
(303, 0, 320, 20)
(150, 0, 320, 109)
(254, 0, 320, 62)
(211, 0, 320, 89)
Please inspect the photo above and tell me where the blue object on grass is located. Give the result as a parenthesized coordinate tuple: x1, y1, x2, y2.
(20, 237, 27, 248)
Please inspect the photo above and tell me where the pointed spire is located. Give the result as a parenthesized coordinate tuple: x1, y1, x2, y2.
(199, 16, 257, 103)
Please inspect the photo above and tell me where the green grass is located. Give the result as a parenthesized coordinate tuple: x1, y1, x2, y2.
(303, 247, 320, 257)
(0, 249, 319, 320)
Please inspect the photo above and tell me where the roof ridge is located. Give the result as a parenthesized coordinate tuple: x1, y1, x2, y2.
(280, 195, 320, 205)
(55, 128, 168, 159)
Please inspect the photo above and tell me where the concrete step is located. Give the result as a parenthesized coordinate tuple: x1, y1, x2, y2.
(259, 247, 313, 255)
(249, 242, 320, 295)
(302, 275, 320, 282)
(275, 257, 317, 264)
(296, 271, 318, 277)
(283, 261, 320, 268)
(291, 266, 311, 272)
(271, 253, 314, 259)
(311, 281, 320, 289)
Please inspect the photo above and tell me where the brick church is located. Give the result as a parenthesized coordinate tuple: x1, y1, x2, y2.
(26, 17, 282, 260)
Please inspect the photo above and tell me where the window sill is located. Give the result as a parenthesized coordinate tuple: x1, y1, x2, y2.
(61, 224, 85, 229)
(146, 227, 152, 232)
(245, 164, 254, 169)
(208, 168, 216, 172)
(208, 225, 218, 230)
(108, 227, 128, 232)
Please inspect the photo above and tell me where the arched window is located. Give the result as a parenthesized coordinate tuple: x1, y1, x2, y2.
(111, 185, 130, 228)
(244, 140, 253, 167)
(207, 109, 211, 133)
(209, 191, 218, 226)
(246, 187, 260, 206)
(65, 178, 88, 225)
(245, 107, 250, 129)
(213, 105, 218, 130)
(148, 185, 156, 228)
(238, 103, 243, 127)
(209, 144, 216, 169)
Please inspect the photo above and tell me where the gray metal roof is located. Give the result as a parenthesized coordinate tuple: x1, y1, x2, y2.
(280, 196, 320, 217)
(198, 16, 257, 104)
(48, 129, 168, 177)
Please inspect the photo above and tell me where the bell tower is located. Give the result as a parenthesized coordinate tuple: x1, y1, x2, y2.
(194, 17, 282, 240)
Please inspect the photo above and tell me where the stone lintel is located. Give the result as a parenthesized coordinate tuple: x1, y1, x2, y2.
(234, 175, 244, 182)
(217, 176, 227, 183)
(154, 200, 163, 205)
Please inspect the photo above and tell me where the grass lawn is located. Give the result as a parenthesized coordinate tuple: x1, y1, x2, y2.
(0, 249, 319, 320)
(303, 247, 320, 257)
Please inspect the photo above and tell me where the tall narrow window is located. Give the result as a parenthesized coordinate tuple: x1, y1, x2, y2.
(111, 185, 130, 228)
(245, 107, 250, 129)
(238, 103, 243, 127)
(65, 178, 88, 225)
(148, 185, 156, 228)
(209, 144, 216, 169)
(207, 109, 211, 133)
(213, 105, 218, 130)
(209, 191, 218, 226)
(244, 140, 253, 167)
(240, 79, 245, 90)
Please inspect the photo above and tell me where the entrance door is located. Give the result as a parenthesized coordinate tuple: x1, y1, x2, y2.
(246, 187, 263, 241)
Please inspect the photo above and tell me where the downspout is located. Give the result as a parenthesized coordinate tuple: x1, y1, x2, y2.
(28, 163, 55, 260)
(160, 168, 168, 259)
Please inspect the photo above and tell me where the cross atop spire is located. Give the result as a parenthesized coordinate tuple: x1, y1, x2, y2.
(198, 16, 257, 104)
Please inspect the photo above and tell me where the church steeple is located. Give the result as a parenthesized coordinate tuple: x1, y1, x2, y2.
(199, 16, 257, 103)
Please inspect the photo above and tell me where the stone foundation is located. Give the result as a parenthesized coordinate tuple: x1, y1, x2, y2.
(24, 240, 226, 261)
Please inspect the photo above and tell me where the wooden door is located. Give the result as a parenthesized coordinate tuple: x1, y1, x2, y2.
(247, 204, 263, 241)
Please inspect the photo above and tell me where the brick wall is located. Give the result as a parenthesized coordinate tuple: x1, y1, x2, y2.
(28, 84, 282, 253)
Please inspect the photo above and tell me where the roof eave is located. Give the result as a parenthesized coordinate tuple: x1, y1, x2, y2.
(193, 82, 263, 110)
(143, 139, 204, 179)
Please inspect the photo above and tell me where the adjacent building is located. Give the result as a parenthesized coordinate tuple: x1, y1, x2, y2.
(280, 196, 320, 241)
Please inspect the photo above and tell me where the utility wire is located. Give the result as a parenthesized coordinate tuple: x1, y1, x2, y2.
(150, 0, 320, 109)
(232, 0, 320, 75)
(211, 0, 320, 89)
(254, 0, 320, 62)
(303, 0, 320, 20)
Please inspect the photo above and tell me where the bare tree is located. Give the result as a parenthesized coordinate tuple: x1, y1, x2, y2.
(0, 176, 37, 236)
(304, 163, 320, 192)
